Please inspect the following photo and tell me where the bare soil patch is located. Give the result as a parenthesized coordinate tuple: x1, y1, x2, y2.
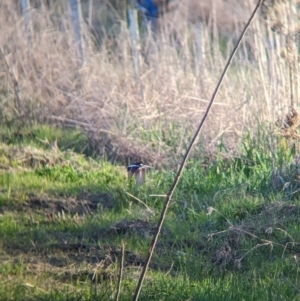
(1, 192, 114, 216)
(100, 219, 159, 238)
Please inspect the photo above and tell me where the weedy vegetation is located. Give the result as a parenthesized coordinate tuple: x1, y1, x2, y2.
(1, 0, 300, 300)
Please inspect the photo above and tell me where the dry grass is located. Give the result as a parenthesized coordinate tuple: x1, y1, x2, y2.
(276, 107, 300, 139)
(0, 0, 299, 166)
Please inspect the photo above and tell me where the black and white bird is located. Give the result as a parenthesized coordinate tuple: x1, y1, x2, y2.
(127, 162, 151, 185)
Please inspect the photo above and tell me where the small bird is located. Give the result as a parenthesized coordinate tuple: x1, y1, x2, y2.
(127, 162, 151, 185)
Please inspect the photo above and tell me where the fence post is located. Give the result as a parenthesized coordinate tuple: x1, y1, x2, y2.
(88, 0, 93, 28)
(128, 8, 144, 100)
(195, 21, 206, 88)
(69, 0, 85, 67)
(21, 0, 33, 44)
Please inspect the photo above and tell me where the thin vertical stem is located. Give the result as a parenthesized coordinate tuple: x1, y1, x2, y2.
(115, 243, 125, 301)
(132, 1, 264, 300)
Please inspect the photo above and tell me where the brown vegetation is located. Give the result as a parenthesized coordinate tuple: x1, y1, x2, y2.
(0, 0, 299, 166)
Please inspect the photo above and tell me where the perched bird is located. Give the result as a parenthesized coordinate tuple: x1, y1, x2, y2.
(127, 162, 151, 185)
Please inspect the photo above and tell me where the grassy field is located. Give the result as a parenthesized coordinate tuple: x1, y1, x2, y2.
(1, 0, 300, 300)
(1, 122, 300, 301)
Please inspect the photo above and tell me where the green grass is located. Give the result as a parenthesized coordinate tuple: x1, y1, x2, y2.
(1, 122, 300, 301)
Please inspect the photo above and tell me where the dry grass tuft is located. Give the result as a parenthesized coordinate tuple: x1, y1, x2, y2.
(0, 142, 62, 170)
(213, 242, 233, 267)
(208, 201, 300, 269)
(85, 130, 168, 168)
(276, 107, 300, 139)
